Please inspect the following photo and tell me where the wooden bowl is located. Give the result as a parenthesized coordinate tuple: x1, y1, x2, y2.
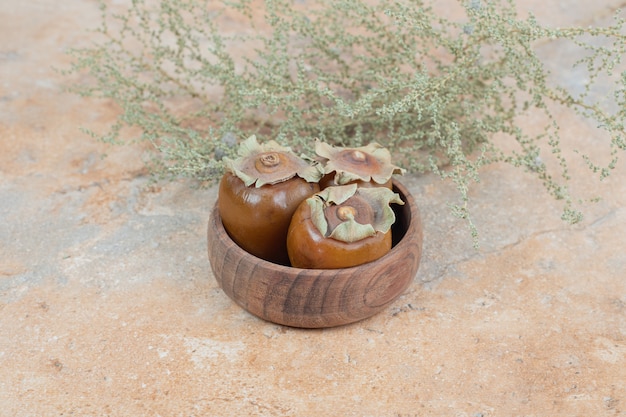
(207, 179, 423, 328)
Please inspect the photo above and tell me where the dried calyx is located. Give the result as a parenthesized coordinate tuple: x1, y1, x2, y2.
(315, 140, 406, 186)
(307, 184, 404, 243)
(224, 135, 322, 187)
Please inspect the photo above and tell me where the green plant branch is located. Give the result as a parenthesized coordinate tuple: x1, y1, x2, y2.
(65, 0, 626, 245)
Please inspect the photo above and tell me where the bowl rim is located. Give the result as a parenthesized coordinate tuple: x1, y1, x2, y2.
(210, 178, 421, 274)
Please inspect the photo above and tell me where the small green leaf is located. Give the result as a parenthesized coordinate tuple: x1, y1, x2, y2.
(357, 187, 404, 233)
(328, 216, 377, 243)
(307, 197, 328, 237)
(318, 183, 359, 205)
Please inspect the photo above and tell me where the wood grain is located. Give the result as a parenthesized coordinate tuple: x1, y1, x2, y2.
(207, 179, 423, 328)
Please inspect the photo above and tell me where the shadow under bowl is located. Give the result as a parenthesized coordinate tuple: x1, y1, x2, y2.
(207, 179, 423, 328)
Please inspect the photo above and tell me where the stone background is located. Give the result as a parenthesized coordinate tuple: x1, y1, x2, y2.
(1, 0, 625, 415)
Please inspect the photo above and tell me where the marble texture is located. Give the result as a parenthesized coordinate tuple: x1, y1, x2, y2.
(1, 0, 625, 415)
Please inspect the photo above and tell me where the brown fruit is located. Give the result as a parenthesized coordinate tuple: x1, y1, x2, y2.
(219, 173, 319, 265)
(315, 140, 405, 189)
(218, 136, 322, 265)
(286, 184, 403, 269)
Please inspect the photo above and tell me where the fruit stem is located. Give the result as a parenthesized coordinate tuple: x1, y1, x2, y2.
(255, 152, 283, 173)
(351, 150, 366, 162)
(337, 205, 357, 220)
(260, 152, 280, 167)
